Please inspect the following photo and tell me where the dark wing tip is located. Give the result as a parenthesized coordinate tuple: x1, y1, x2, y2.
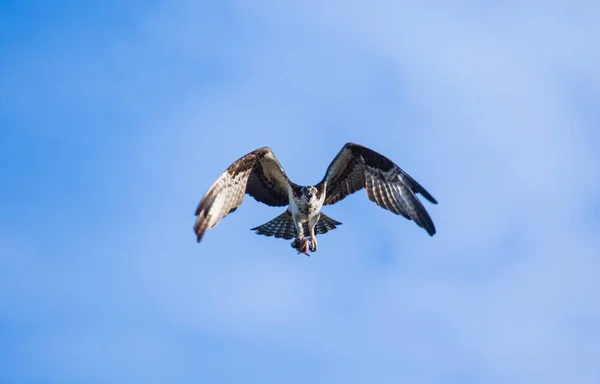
(194, 220, 207, 243)
(426, 223, 436, 236)
(416, 207, 436, 236)
(399, 172, 438, 205)
(411, 213, 436, 237)
(423, 192, 438, 205)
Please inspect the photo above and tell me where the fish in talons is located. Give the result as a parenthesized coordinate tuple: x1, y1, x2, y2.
(291, 235, 312, 256)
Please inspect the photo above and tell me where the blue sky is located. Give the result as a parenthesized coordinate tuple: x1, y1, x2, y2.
(1, 1, 599, 383)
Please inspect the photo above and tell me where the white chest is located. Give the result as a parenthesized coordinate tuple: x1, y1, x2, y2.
(290, 194, 323, 219)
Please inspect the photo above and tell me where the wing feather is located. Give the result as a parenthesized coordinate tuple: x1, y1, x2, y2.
(380, 177, 401, 215)
(194, 147, 292, 242)
(319, 143, 437, 236)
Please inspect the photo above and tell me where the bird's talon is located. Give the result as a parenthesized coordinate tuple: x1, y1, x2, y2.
(291, 235, 311, 255)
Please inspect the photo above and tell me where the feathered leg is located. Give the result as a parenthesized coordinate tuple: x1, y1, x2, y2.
(307, 214, 319, 252)
(291, 215, 311, 256)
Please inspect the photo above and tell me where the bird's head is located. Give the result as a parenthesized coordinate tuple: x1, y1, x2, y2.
(301, 186, 318, 201)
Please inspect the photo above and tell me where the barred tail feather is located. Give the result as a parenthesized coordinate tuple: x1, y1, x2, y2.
(312, 213, 342, 235)
(251, 211, 342, 240)
(251, 211, 296, 239)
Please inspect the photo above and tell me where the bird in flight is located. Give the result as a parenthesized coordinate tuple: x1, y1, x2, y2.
(194, 143, 437, 255)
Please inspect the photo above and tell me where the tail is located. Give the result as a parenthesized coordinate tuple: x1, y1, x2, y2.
(251, 211, 342, 240)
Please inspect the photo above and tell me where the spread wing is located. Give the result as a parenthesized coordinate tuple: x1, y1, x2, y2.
(194, 147, 292, 242)
(319, 143, 438, 236)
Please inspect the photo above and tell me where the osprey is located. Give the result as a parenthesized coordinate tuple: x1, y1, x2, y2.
(194, 143, 437, 255)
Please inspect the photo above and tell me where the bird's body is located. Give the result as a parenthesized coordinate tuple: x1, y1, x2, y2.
(286, 185, 326, 251)
(194, 143, 437, 254)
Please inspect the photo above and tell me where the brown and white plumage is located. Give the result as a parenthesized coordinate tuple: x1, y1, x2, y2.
(194, 147, 292, 242)
(317, 143, 437, 236)
(251, 211, 342, 240)
(193, 143, 437, 253)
